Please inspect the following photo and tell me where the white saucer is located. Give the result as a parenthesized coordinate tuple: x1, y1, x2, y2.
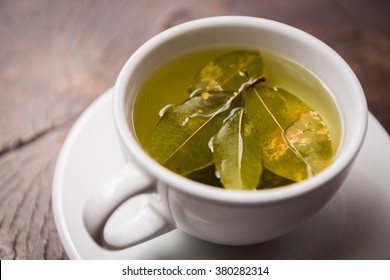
(53, 88, 390, 259)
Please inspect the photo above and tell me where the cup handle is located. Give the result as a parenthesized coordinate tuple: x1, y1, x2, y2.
(83, 161, 173, 249)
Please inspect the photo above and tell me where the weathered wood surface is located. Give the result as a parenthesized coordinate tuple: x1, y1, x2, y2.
(0, 0, 389, 259)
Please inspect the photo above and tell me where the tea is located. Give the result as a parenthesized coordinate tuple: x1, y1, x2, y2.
(132, 47, 341, 190)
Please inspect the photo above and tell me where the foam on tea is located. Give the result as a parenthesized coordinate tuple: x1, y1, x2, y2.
(133, 48, 341, 190)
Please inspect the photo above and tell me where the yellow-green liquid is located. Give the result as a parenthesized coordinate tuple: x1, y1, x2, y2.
(133, 47, 341, 156)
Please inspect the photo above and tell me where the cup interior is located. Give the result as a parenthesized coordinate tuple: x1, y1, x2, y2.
(114, 16, 367, 203)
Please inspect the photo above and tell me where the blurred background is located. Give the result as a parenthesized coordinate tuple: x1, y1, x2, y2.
(0, 0, 389, 259)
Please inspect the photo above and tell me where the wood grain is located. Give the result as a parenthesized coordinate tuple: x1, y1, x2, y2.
(0, 0, 389, 259)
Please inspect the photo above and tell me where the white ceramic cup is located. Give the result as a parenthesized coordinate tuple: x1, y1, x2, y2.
(84, 16, 367, 248)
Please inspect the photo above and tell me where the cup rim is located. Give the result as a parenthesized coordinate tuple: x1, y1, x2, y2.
(113, 16, 368, 205)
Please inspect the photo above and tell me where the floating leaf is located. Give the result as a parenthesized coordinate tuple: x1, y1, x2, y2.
(243, 84, 332, 182)
(285, 111, 332, 173)
(148, 91, 236, 175)
(213, 108, 262, 190)
(149, 50, 265, 176)
(189, 50, 263, 92)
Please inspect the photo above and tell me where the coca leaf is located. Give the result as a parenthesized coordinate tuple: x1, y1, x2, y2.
(244, 84, 332, 181)
(148, 91, 235, 175)
(189, 50, 263, 92)
(213, 108, 262, 190)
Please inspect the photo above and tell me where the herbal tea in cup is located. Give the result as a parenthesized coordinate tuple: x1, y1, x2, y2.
(84, 16, 367, 248)
(133, 48, 341, 191)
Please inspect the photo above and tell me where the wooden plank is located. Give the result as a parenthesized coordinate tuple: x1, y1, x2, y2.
(0, 127, 68, 259)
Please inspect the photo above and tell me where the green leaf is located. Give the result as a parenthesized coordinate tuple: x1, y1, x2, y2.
(213, 108, 262, 190)
(189, 50, 263, 92)
(148, 91, 236, 175)
(149, 50, 264, 176)
(285, 111, 333, 173)
(243, 84, 332, 182)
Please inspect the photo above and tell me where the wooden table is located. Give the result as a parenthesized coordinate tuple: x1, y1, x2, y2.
(0, 0, 389, 259)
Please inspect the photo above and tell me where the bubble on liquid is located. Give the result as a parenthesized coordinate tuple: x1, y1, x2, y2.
(208, 136, 215, 153)
(272, 85, 285, 92)
(159, 104, 174, 117)
(179, 117, 189, 126)
(238, 70, 247, 77)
